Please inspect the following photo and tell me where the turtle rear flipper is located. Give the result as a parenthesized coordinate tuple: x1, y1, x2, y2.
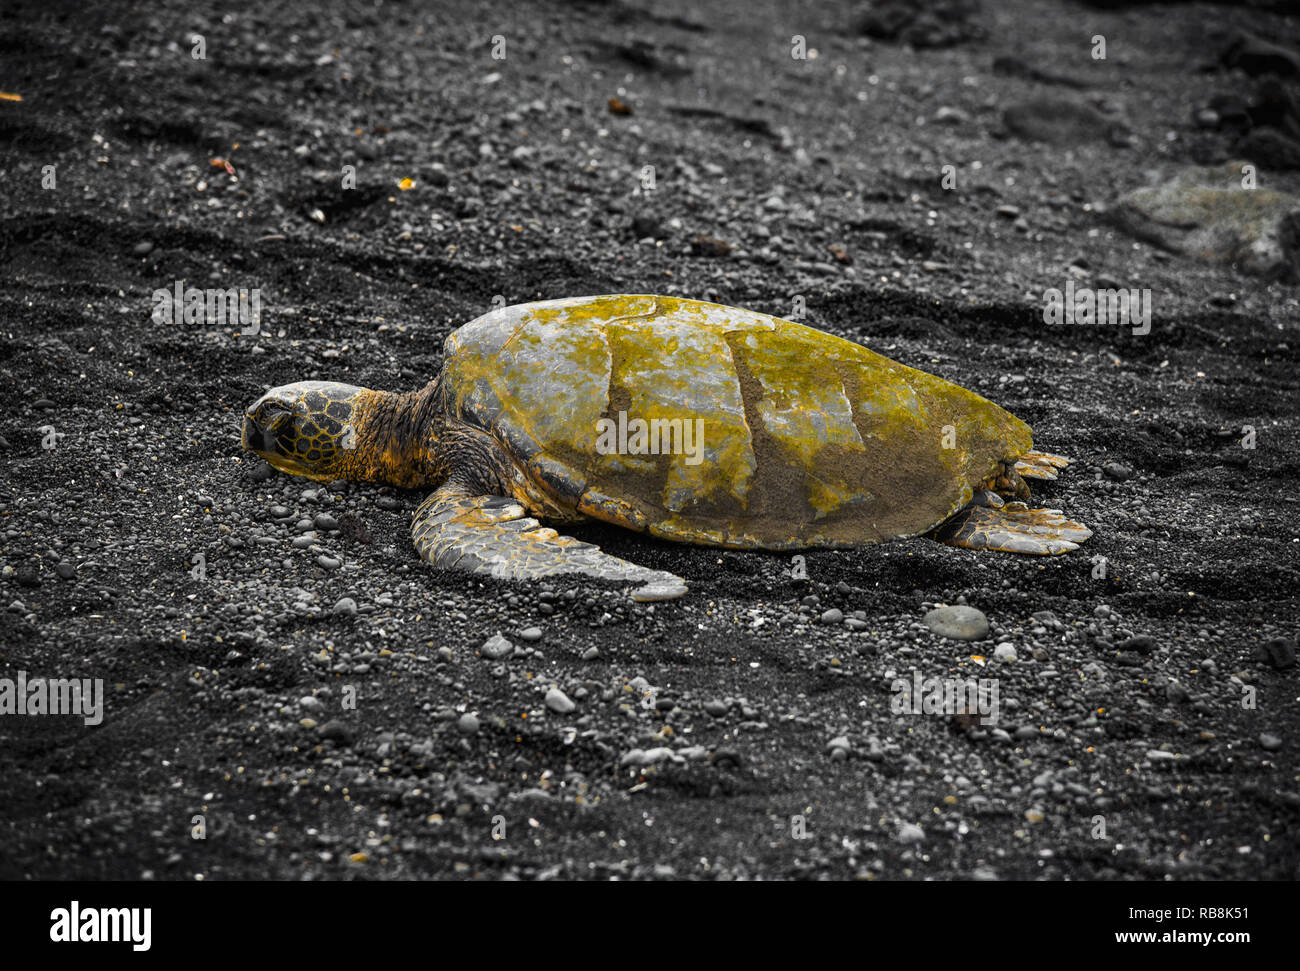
(931, 501, 1092, 555)
(412, 480, 688, 601)
(1014, 450, 1072, 480)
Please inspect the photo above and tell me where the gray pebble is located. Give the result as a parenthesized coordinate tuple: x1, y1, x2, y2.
(519, 627, 543, 642)
(314, 513, 339, 530)
(481, 633, 513, 660)
(1260, 733, 1283, 751)
(318, 721, 354, 745)
(820, 608, 844, 624)
(332, 597, 357, 616)
(316, 555, 341, 570)
(545, 687, 576, 714)
(457, 713, 480, 734)
(896, 823, 925, 843)
(924, 605, 989, 641)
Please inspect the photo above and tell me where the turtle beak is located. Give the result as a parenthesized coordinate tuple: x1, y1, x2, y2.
(241, 400, 292, 455)
(241, 413, 268, 453)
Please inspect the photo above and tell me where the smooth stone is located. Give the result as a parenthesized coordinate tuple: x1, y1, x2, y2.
(896, 823, 925, 843)
(332, 597, 357, 616)
(481, 633, 513, 660)
(519, 627, 543, 642)
(632, 581, 688, 602)
(545, 687, 576, 714)
(457, 713, 480, 734)
(994, 643, 1017, 661)
(924, 605, 990, 641)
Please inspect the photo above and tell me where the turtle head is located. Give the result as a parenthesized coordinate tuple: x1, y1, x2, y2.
(242, 381, 368, 481)
(242, 380, 443, 486)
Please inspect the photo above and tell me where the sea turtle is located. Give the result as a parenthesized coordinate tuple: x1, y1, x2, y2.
(241, 295, 1091, 601)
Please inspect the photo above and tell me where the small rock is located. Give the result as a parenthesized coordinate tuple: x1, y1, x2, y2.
(545, 687, 576, 714)
(630, 215, 664, 239)
(827, 735, 851, 755)
(994, 643, 1017, 661)
(1260, 733, 1283, 751)
(1258, 637, 1297, 670)
(1103, 461, 1132, 481)
(314, 512, 339, 530)
(820, 608, 844, 624)
(457, 713, 480, 734)
(133, 240, 155, 256)
(332, 597, 357, 617)
(704, 700, 728, 717)
(924, 605, 989, 641)
(316, 555, 341, 570)
(481, 633, 513, 660)
(519, 627, 543, 642)
(319, 721, 354, 746)
(896, 823, 925, 843)
(581, 646, 599, 661)
(55, 561, 76, 580)
(1115, 634, 1157, 654)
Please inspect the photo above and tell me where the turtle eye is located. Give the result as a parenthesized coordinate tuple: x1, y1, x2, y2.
(261, 407, 292, 432)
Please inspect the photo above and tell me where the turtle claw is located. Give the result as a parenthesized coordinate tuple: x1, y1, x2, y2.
(931, 503, 1092, 556)
(1015, 450, 1072, 480)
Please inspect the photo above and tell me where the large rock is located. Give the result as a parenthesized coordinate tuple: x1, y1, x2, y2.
(1003, 97, 1124, 145)
(1111, 161, 1300, 279)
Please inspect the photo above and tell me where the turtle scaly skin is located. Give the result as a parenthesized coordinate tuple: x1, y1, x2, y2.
(242, 295, 1091, 600)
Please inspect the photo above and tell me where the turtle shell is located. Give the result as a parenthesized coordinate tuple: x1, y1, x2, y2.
(439, 295, 1032, 550)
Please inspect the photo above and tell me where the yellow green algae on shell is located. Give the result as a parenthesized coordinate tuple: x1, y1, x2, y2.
(441, 295, 1032, 550)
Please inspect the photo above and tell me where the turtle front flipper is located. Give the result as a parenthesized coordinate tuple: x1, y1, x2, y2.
(930, 500, 1092, 555)
(411, 481, 688, 601)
